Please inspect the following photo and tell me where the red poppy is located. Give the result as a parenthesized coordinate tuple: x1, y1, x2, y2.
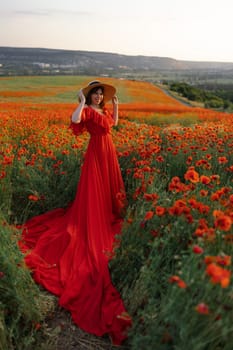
(200, 175, 211, 185)
(28, 194, 40, 201)
(184, 169, 199, 183)
(169, 275, 187, 289)
(195, 303, 209, 315)
(144, 211, 154, 221)
(192, 245, 204, 254)
(206, 263, 231, 288)
(218, 156, 228, 164)
(155, 206, 166, 216)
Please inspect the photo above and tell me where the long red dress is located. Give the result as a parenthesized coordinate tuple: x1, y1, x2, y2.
(19, 106, 131, 345)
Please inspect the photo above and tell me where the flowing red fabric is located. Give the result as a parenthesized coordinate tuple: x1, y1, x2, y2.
(19, 106, 131, 345)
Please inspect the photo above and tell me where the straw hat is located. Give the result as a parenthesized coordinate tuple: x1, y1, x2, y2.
(82, 80, 116, 102)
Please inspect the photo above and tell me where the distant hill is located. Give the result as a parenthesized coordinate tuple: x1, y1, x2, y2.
(0, 46, 233, 76)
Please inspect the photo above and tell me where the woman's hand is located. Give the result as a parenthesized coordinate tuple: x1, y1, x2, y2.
(78, 89, 86, 104)
(72, 90, 86, 123)
(112, 95, 118, 105)
(112, 95, 119, 126)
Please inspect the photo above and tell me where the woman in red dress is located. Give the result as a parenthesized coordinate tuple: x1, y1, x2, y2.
(20, 81, 131, 345)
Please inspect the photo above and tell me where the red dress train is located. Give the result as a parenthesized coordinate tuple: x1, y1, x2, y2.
(19, 106, 131, 345)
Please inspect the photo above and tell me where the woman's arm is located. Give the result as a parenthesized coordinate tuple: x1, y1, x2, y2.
(71, 90, 86, 123)
(112, 95, 119, 126)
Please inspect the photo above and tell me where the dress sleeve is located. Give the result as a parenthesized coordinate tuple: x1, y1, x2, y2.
(69, 107, 89, 136)
(104, 108, 115, 127)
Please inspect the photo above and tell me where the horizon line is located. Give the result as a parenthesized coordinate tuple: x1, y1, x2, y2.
(1, 45, 233, 64)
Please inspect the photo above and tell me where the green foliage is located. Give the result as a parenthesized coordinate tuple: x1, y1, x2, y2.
(9, 149, 83, 223)
(110, 122, 233, 349)
(197, 83, 233, 105)
(0, 218, 43, 350)
(110, 181, 233, 350)
(1, 126, 86, 224)
(169, 82, 228, 110)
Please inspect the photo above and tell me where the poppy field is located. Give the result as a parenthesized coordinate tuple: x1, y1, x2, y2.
(0, 76, 233, 350)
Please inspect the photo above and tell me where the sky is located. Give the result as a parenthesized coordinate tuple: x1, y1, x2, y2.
(1, 0, 233, 62)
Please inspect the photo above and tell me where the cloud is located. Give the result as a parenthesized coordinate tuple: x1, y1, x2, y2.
(12, 9, 92, 17)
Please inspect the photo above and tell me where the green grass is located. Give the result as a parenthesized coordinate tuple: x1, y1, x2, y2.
(0, 76, 93, 103)
(0, 76, 135, 104)
(0, 76, 89, 90)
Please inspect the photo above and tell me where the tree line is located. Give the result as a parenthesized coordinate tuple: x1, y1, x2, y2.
(168, 81, 233, 111)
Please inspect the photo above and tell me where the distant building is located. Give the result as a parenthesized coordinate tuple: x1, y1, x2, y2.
(33, 62, 51, 68)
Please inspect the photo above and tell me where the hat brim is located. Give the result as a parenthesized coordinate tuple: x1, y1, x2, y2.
(82, 82, 116, 102)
